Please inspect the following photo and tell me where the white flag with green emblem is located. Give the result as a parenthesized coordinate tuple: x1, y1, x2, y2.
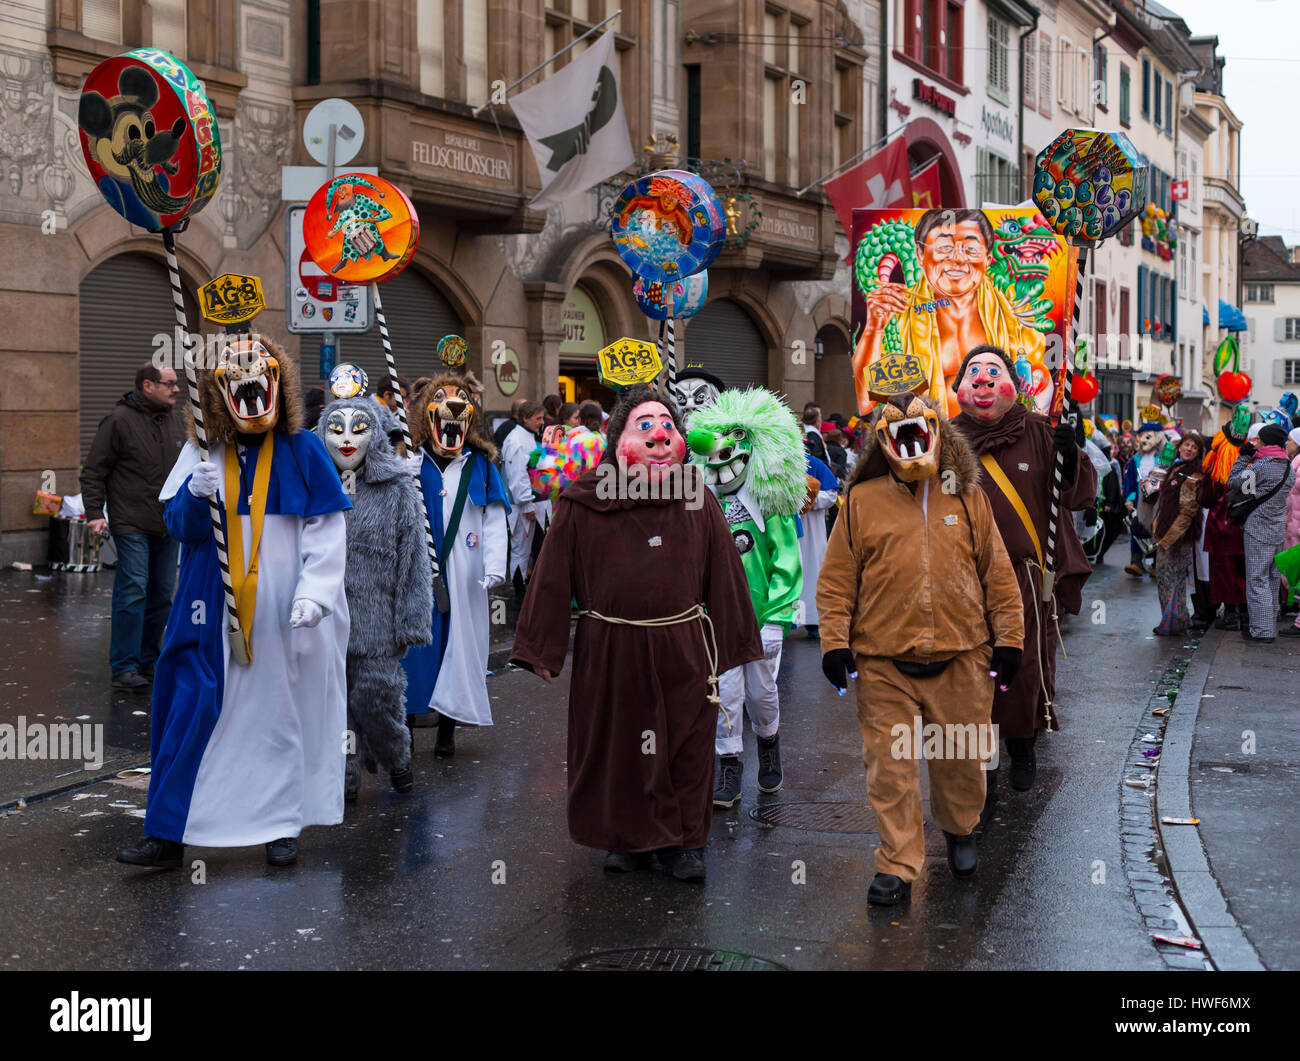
(509, 31, 634, 209)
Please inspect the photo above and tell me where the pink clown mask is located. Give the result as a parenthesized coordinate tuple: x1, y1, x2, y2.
(956, 352, 1020, 423)
(617, 401, 686, 478)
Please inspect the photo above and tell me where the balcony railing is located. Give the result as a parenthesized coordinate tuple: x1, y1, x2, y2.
(1202, 177, 1245, 219)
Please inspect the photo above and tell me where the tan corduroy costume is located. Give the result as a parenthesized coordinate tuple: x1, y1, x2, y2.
(816, 390, 1024, 882)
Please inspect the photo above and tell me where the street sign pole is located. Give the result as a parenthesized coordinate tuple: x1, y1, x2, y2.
(320, 122, 338, 380)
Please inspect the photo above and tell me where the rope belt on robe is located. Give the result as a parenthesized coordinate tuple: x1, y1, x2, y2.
(575, 604, 727, 730)
(1016, 556, 1063, 730)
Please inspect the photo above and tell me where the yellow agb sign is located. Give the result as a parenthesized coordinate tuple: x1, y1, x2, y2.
(200, 273, 265, 325)
(598, 337, 663, 389)
(866, 351, 929, 401)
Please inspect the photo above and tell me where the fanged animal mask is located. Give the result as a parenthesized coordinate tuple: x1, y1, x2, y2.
(215, 337, 281, 433)
(409, 373, 498, 462)
(425, 380, 474, 458)
(875, 393, 942, 482)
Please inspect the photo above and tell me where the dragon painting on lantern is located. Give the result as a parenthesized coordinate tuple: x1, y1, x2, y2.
(850, 206, 1078, 418)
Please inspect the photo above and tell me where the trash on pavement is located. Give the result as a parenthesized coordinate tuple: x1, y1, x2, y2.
(1124, 777, 1152, 789)
(1152, 934, 1202, 949)
(9, 561, 32, 571)
(1161, 817, 1200, 825)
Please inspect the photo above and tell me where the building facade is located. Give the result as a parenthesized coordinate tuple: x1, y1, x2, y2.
(0, 0, 881, 562)
(1243, 237, 1300, 415)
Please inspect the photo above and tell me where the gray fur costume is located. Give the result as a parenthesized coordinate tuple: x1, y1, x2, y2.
(316, 397, 433, 791)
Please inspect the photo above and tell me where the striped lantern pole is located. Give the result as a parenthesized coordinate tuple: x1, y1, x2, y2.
(371, 281, 441, 585)
(1043, 243, 1090, 603)
(162, 228, 248, 665)
(665, 315, 677, 392)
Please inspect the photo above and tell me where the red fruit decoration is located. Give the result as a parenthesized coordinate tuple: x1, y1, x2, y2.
(1072, 374, 1100, 404)
(1217, 371, 1252, 403)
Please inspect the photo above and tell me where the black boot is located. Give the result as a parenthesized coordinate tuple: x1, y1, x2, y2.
(435, 714, 456, 758)
(867, 873, 911, 905)
(344, 756, 361, 803)
(266, 837, 298, 866)
(389, 765, 414, 793)
(603, 850, 653, 872)
(944, 831, 978, 878)
(116, 836, 183, 868)
(1007, 735, 1037, 791)
(979, 764, 999, 830)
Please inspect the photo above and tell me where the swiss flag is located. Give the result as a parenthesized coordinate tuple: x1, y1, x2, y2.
(824, 137, 913, 254)
(1171, 180, 1189, 201)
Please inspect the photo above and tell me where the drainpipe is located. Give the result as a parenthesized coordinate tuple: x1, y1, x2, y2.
(1018, 15, 1037, 198)
(878, 0, 888, 149)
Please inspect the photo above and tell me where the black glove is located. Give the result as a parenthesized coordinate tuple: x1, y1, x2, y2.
(990, 646, 1022, 686)
(1054, 420, 1079, 478)
(822, 648, 858, 693)
(1239, 440, 1257, 458)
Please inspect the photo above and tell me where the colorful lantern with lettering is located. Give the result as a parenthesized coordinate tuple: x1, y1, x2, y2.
(1032, 129, 1148, 243)
(633, 269, 709, 321)
(302, 173, 419, 284)
(611, 170, 726, 283)
(77, 49, 223, 231)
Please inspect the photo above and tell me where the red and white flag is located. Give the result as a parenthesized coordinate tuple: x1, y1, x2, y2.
(824, 136, 913, 242)
(910, 157, 943, 209)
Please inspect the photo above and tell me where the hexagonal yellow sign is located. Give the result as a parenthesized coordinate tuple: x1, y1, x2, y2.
(199, 273, 265, 325)
(598, 337, 663, 389)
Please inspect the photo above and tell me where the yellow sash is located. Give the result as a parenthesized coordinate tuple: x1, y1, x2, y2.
(223, 436, 274, 662)
(979, 453, 1042, 568)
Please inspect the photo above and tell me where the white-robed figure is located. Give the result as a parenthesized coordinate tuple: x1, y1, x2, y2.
(798, 453, 839, 638)
(501, 401, 545, 584)
(401, 374, 510, 757)
(117, 336, 351, 870)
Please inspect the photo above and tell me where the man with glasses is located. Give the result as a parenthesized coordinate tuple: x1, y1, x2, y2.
(852, 208, 1049, 418)
(82, 362, 188, 691)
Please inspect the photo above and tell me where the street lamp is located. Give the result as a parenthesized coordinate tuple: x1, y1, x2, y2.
(1236, 215, 1258, 314)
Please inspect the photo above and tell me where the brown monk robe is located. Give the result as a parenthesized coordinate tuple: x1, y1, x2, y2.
(951, 347, 1095, 795)
(510, 390, 761, 864)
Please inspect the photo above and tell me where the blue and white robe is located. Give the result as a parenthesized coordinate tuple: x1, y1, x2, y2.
(144, 433, 351, 847)
(402, 448, 509, 726)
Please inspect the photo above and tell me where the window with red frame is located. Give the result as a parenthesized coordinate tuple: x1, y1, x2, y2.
(903, 0, 964, 85)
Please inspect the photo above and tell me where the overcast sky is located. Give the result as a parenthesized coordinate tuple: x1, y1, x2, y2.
(1161, 0, 1300, 246)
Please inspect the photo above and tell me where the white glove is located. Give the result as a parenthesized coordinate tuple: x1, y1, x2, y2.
(761, 623, 785, 660)
(188, 460, 221, 499)
(290, 599, 324, 628)
(404, 454, 424, 477)
(478, 572, 506, 591)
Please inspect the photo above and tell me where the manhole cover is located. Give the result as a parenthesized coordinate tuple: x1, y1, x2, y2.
(562, 948, 785, 971)
(749, 801, 876, 833)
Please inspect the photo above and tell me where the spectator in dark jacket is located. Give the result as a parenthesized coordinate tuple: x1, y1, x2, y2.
(822, 429, 849, 480)
(81, 362, 187, 691)
(802, 402, 828, 464)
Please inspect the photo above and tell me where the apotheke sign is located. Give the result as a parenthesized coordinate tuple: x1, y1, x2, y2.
(980, 105, 1015, 145)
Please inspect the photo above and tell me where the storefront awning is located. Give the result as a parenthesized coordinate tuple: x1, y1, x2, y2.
(1218, 300, 1247, 332)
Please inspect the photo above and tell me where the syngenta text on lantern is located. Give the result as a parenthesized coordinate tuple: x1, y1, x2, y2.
(50, 993, 151, 1041)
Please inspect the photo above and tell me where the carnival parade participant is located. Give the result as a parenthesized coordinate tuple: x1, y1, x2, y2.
(798, 452, 839, 640)
(817, 353, 1023, 905)
(510, 385, 762, 881)
(1152, 433, 1206, 637)
(950, 345, 1095, 804)
(688, 389, 806, 807)
(1229, 423, 1296, 643)
(1122, 420, 1167, 576)
(502, 400, 546, 593)
(117, 335, 351, 869)
(401, 374, 510, 757)
(1198, 409, 1251, 630)
(317, 394, 432, 800)
(670, 367, 725, 419)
